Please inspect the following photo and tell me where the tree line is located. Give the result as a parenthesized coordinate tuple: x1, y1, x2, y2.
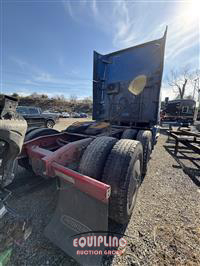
(0, 93, 93, 114)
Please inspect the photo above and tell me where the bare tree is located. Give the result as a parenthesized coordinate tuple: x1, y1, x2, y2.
(69, 94, 78, 104)
(189, 69, 200, 99)
(82, 96, 93, 104)
(168, 67, 200, 100)
(167, 67, 189, 99)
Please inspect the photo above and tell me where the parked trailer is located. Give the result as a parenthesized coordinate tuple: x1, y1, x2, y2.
(0, 28, 167, 265)
(168, 128, 200, 155)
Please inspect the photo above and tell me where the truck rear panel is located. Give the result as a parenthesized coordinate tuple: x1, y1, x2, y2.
(93, 28, 167, 127)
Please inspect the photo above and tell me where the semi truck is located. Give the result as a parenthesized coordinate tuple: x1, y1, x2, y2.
(161, 98, 198, 124)
(0, 28, 167, 265)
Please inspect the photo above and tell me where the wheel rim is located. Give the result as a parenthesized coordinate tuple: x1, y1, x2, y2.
(127, 159, 141, 212)
(47, 121, 54, 128)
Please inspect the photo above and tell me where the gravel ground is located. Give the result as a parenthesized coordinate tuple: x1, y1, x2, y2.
(0, 120, 199, 266)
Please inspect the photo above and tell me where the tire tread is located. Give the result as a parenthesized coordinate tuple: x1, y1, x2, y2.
(136, 130, 152, 175)
(102, 139, 143, 224)
(79, 136, 117, 180)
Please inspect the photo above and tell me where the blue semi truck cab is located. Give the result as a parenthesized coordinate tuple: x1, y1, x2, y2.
(92, 28, 167, 144)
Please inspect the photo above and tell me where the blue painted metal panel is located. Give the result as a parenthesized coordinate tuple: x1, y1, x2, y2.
(93, 28, 167, 127)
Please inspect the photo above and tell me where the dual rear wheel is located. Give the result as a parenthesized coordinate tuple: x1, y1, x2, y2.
(79, 128, 152, 224)
(78, 136, 143, 224)
(19, 127, 151, 225)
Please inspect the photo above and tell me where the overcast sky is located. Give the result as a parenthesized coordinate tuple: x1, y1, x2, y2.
(0, 0, 199, 99)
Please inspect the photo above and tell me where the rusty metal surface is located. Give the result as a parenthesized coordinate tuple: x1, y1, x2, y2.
(52, 162, 110, 203)
(23, 137, 93, 175)
(21, 136, 111, 202)
(44, 138, 93, 173)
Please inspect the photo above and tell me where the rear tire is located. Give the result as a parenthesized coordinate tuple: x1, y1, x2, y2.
(121, 129, 138, 139)
(102, 139, 143, 224)
(79, 136, 117, 181)
(19, 128, 59, 170)
(136, 130, 152, 176)
(25, 127, 39, 138)
(24, 128, 59, 142)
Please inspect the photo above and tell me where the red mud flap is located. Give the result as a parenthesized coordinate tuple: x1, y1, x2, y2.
(44, 163, 110, 266)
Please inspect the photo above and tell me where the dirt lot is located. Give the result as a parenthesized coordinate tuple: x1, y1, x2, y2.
(0, 119, 199, 266)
